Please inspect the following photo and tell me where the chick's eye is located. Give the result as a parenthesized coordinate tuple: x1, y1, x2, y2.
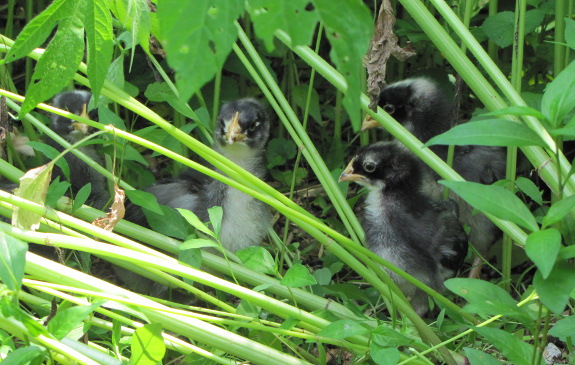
(363, 162, 376, 173)
(383, 103, 395, 114)
(248, 121, 260, 131)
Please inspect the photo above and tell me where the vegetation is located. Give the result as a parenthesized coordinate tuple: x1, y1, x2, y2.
(0, 0, 574, 364)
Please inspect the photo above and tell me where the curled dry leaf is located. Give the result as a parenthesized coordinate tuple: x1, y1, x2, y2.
(93, 185, 125, 231)
(364, 0, 416, 109)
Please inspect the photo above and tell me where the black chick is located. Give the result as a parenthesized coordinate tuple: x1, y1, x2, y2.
(48, 90, 109, 209)
(128, 98, 273, 253)
(363, 77, 505, 278)
(339, 141, 468, 316)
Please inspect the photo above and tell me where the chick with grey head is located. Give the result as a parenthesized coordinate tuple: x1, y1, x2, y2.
(362, 77, 505, 278)
(339, 141, 467, 316)
(128, 98, 273, 253)
(48, 90, 109, 209)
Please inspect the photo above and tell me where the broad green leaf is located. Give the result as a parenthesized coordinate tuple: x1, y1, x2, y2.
(13, 164, 53, 230)
(236, 246, 277, 275)
(541, 194, 575, 228)
(2, 0, 71, 64)
(0, 234, 28, 291)
(145, 206, 190, 240)
(130, 323, 166, 365)
(426, 120, 545, 147)
(248, 0, 319, 51)
(45, 178, 71, 208)
(1, 346, 45, 365)
(144, 82, 200, 121)
(525, 229, 561, 279)
(445, 279, 531, 324)
(316, 319, 369, 340)
(515, 177, 543, 205)
(440, 181, 539, 232)
(266, 137, 297, 168)
(474, 327, 542, 365)
(314, 0, 372, 129)
(541, 59, 575, 127)
(176, 208, 214, 237)
(108, 0, 150, 65)
(483, 105, 546, 121)
(371, 326, 414, 347)
(482, 10, 544, 48)
(126, 190, 163, 215)
(72, 183, 92, 211)
(292, 84, 322, 123)
(20, 14, 86, 117)
(534, 261, 575, 314)
(157, 0, 244, 101)
(548, 315, 575, 341)
(280, 264, 317, 287)
(208, 206, 223, 237)
(370, 346, 400, 365)
(566, 18, 575, 50)
(47, 302, 102, 340)
(83, 0, 113, 102)
(270, 167, 307, 187)
(550, 124, 575, 139)
(463, 347, 503, 365)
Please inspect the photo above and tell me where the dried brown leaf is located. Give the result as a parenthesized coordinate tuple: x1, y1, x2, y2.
(364, 0, 416, 109)
(93, 185, 125, 231)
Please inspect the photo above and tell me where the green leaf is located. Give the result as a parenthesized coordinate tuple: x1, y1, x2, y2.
(179, 238, 219, 250)
(541, 59, 575, 127)
(130, 323, 166, 365)
(548, 315, 575, 341)
(27, 141, 70, 180)
(292, 84, 322, 123)
(1, 346, 45, 365)
(2, 0, 71, 64)
(20, 14, 86, 117)
(371, 325, 414, 347)
(266, 137, 297, 168)
(83, 0, 113, 102)
(483, 105, 546, 121)
(144, 82, 200, 121)
(0, 234, 28, 291)
(445, 279, 531, 324)
(270, 167, 307, 187)
(481, 10, 544, 48)
(565, 17, 575, 50)
(72, 183, 92, 211)
(525, 229, 561, 279)
(13, 164, 53, 230)
(474, 327, 542, 365)
(280, 264, 317, 287)
(126, 190, 163, 215)
(45, 178, 71, 208)
(314, 0, 372, 129)
(426, 120, 545, 147)
(248, 0, 319, 51)
(157, 0, 244, 101)
(463, 347, 503, 365)
(176, 208, 214, 237)
(236, 246, 277, 275)
(370, 346, 400, 365)
(534, 261, 575, 314)
(144, 206, 190, 240)
(515, 177, 543, 205)
(208, 206, 223, 238)
(316, 319, 369, 340)
(440, 180, 539, 232)
(47, 302, 102, 340)
(108, 0, 150, 66)
(542, 194, 575, 228)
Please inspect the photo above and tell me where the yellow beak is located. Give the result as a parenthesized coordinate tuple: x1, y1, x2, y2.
(338, 158, 364, 182)
(71, 103, 90, 134)
(225, 111, 246, 144)
(361, 114, 380, 131)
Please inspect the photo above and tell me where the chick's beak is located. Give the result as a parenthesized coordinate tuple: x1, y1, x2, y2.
(71, 103, 91, 135)
(338, 158, 364, 182)
(225, 111, 247, 144)
(361, 114, 380, 131)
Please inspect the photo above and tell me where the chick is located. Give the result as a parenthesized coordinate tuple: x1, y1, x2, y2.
(362, 77, 505, 278)
(340, 141, 468, 316)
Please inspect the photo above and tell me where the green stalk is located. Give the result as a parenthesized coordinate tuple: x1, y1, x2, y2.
(554, 0, 567, 76)
(488, 0, 499, 61)
(234, 24, 364, 244)
(212, 68, 222, 129)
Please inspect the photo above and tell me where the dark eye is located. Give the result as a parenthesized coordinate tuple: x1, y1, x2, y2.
(363, 161, 376, 173)
(248, 121, 260, 131)
(383, 103, 395, 114)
